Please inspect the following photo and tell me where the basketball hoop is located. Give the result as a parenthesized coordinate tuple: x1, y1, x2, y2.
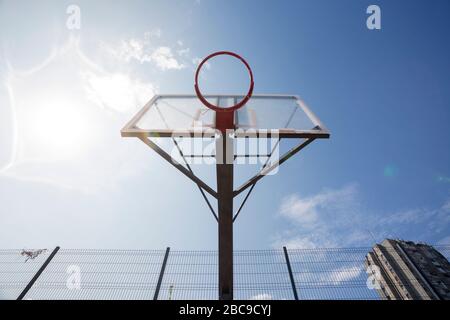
(194, 51, 254, 131)
(122, 50, 330, 300)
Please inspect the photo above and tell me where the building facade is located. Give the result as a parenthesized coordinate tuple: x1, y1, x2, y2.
(365, 239, 450, 300)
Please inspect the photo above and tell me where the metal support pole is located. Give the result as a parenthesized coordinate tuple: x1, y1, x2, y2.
(154, 247, 170, 300)
(217, 131, 234, 300)
(283, 246, 299, 300)
(17, 246, 60, 300)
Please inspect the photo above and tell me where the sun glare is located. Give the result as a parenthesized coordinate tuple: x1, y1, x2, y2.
(24, 98, 91, 160)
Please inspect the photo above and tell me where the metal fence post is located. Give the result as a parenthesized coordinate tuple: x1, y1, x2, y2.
(283, 246, 299, 300)
(153, 247, 170, 300)
(17, 246, 60, 300)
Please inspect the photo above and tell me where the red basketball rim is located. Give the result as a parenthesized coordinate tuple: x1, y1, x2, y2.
(194, 51, 254, 112)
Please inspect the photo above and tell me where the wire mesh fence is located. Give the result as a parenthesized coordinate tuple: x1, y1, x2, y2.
(234, 250, 294, 300)
(287, 248, 380, 300)
(0, 249, 51, 300)
(159, 250, 217, 300)
(25, 249, 165, 300)
(0, 245, 449, 300)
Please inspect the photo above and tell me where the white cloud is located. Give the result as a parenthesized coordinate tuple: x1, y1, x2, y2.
(280, 195, 319, 226)
(322, 266, 362, 285)
(279, 184, 358, 227)
(117, 38, 147, 63)
(379, 200, 450, 235)
(275, 184, 450, 249)
(150, 46, 185, 70)
(103, 33, 187, 71)
(177, 47, 190, 57)
(274, 236, 336, 249)
(275, 184, 363, 248)
(192, 57, 211, 70)
(144, 28, 162, 39)
(249, 293, 272, 300)
(379, 208, 430, 225)
(83, 71, 156, 113)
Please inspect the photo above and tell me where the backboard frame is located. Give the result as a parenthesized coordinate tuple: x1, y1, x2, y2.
(120, 94, 330, 139)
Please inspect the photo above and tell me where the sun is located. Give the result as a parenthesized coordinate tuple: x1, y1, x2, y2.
(32, 100, 86, 148)
(22, 96, 91, 161)
(4, 37, 100, 165)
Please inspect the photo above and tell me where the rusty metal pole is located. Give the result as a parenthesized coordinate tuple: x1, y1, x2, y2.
(216, 124, 234, 300)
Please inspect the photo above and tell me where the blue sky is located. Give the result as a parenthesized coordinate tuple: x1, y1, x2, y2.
(0, 0, 449, 250)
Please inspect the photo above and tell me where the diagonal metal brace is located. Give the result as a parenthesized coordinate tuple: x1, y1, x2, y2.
(138, 136, 218, 198)
(233, 138, 315, 197)
(171, 137, 218, 222)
